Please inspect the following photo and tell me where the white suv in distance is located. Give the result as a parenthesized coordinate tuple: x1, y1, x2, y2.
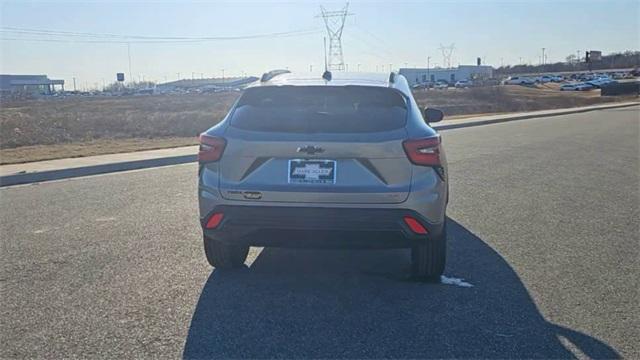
(503, 76, 535, 85)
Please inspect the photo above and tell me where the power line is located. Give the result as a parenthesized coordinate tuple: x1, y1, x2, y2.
(0, 26, 321, 43)
(0, 34, 320, 44)
(351, 24, 395, 58)
(348, 28, 394, 59)
(344, 32, 390, 62)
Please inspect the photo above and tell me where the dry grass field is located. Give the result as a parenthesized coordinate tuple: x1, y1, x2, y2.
(0, 85, 634, 164)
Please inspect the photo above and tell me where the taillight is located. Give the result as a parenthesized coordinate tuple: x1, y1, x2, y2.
(205, 213, 224, 229)
(198, 134, 226, 163)
(403, 216, 428, 234)
(402, 136, 441, 166)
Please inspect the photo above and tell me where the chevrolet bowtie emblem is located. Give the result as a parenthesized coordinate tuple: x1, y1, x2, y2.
(297, 145, 325, 155)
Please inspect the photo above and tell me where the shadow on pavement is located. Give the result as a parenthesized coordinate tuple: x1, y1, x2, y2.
(183, 219, 619, 359)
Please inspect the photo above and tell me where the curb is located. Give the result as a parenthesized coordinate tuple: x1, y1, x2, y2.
(0, 154, 196, 187)
(435, 101, 639, 130)
(1, 102, 637, 187)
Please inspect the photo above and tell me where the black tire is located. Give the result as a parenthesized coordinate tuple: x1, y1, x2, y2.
(411, 222, 447, 281)
(203, 236, 249, 268)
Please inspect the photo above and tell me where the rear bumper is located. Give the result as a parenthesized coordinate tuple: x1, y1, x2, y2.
(201, 205, 444, 248)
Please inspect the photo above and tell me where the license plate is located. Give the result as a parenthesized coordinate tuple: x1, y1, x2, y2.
(288, 159, 336, 184)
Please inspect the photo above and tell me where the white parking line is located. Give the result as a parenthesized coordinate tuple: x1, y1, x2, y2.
(440, 275, 474, 287)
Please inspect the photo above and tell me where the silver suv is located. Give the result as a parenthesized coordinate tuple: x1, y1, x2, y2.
(197, 70, 448, 280)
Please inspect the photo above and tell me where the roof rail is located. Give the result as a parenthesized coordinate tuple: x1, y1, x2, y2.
(260, 69, 290, 82)
(389, 72, 396, 83)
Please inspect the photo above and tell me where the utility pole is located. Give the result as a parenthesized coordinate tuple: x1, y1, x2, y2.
(73, 77, 76, 92)
(541, 47, 546, 69)
(318, 3, 352, 71)
(310, 64, 313, 72)
(323, 37, 328, 71)
(221, 69, 225, 83)
(357, 63, 361, 72)
(127, 43, 132, 84)
(519, 57, 523, 64)
(427, 56, 431, 83)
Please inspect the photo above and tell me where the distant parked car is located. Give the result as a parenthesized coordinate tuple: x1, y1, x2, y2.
(560, 83, 594, 91)
(454, 80, 472, 88)
(412, 82, 433, 90)
(536, 75, 553, 83)
(586, 77, 614, 88)
(434, 81, 449, 89)
(550, 75, 564, 82)
(503, 76, 535, 85)
(579, 74, 595, 82)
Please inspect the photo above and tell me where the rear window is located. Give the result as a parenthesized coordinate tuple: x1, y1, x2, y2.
(230, 86, 407, 133)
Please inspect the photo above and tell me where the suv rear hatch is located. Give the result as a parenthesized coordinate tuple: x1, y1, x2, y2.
(218, 85, 412, 204)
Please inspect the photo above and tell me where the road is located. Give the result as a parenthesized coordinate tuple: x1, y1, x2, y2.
(1, 106, 638, 358)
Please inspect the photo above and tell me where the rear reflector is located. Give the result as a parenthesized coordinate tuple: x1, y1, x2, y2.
(403, 216, 428, 234)
(402, 136, 441, 166)
(205, 213, 224, 229)
(198, 134, 226, 163)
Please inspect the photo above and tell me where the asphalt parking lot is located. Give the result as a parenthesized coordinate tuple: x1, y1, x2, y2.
(1, 106, 638, 358)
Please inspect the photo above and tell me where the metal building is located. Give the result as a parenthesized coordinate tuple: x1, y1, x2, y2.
(399, 65, 494, 86)
(0, 74, 65, 95)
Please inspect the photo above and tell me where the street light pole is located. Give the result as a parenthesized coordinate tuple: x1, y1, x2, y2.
(127, 42, 132, 85)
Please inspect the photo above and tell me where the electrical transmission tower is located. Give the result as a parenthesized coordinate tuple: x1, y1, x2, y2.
(319, 3, 353, 71)
(439, 43, 456, 69)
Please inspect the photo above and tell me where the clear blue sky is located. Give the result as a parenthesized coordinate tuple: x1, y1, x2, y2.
(1, 0, 638, 89)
